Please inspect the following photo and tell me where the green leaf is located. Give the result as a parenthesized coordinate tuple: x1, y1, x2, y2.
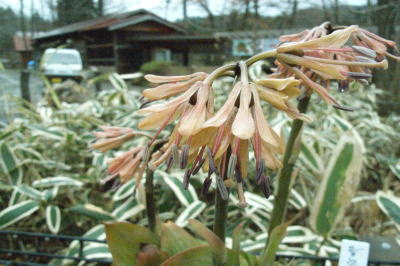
(0, 200, 39, 229)
(259, 221, 290, 265)
(0, 142, 23, 185)
(228, 222, 245, 266)
(158, 170, 198, 207)
(14, 185, 43, 201)
(42, 187, 59, 201)
(105, 222, 159, 266)
(9, 189, 23, 206)
(300, 143, 323, 173)
(112, 179, 136, 202)
(376, 191, 400, 230)
(310, 131, 363, 236)
(28, 124, 64, 140)
(70, 204, 114, 221)
(46, 205, 61, 234)
(175, 201, 206, 227)
(33, 176, 83, 188)
(161, 221, 204, 256)
(389, 162, 400, 180)
(161, 245, 211, 266)
(188, 219, 226, 263)
(330, 114, 353, 131)
(111, 197, 145, 221)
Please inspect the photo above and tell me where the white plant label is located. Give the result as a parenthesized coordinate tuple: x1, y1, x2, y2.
(338, 239, 370, 266)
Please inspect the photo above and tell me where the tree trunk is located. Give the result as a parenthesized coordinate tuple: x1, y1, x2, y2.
(182, 0, 188, 22)
(288, 0, 298, 27)
(372, 0, 399, 115)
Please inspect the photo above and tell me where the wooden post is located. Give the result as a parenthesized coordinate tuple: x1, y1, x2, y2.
(20, 69, 31, 103)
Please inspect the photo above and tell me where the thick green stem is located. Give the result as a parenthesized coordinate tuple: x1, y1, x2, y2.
(145, 168, 156, 232)
(267, 96, 311, 237)
(213, 190, 229, 241)
(212, 150, 231, 266)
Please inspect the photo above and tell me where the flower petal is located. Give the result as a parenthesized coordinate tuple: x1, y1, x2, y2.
(145, 72, 206, 83)
(277, 25, 358, 53)
(232, 82, 255, 139)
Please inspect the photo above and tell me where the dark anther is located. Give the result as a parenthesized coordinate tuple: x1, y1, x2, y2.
(234, 62, 241, 77)
(180, 144, 189, 169)
(333, 104, 354, 112)
(338, 80, 349, 93)
(183, 169, 191, 190)
(235, 163, 243, 183)
(139, 100, 154, 109)
(201, 177, 212, 195)
(192, 158, 205, 175)
(259, 176, 271, 199)
(234, 95, 241, 108)
(346, 72, 372, 80)
(189, 91, 198, 105)
(255, 161, 265, 183)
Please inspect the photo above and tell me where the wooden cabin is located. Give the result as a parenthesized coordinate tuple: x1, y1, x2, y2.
(33, 9, 227, 73)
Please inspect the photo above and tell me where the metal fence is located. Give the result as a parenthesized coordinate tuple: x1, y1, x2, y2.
(1, 230, 400, 265)
(0, 231, 111, 265)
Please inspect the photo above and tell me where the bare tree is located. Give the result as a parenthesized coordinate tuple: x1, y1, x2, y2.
(196, 0, 215, 28)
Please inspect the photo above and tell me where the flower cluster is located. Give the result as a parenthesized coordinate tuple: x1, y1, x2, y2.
(92, 22, 398, 207)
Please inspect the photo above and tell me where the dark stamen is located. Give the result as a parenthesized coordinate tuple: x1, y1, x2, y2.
(201, 177, 212, 195)
(333, 104, 354, 112)
(139, 100, 154, 109)
(352, 46, 377, 59)
(183, 169, 191, 190)
(180, 144, 189, 169)
(255, 160, 265, 183)
(259, 176, 271, 199)
(346, 72, 372, 80)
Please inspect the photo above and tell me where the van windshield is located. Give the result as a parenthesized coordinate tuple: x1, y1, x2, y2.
(45, 53, 80, 64)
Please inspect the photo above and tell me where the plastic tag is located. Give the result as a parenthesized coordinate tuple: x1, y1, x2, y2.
(339, 239, 370, 266)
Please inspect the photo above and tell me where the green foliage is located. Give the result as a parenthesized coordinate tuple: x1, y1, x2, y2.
(140, 61, 173, 76)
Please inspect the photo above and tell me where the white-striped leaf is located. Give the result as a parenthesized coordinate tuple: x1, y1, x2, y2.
(9, 189, 24, 206)
(14, 185, 43, 201)
(33, 176, 83, 188)
(92, 152, 107, 168)
(376, 191, 400, 230)
(175, 201, 206, 227)
(28, 125, 64, 140)
(288, 189, 307, 210)
(310, 132, 363, 236)
(0, 200, 39, 229)
(112, 179, 135, 202)
(46, 205, 61, 234)
(244, 192, 273, 212)
(389, 162, 400, 180)
(282, 226, 318, 244)
(0, 142, 23, 185)
(70, 204, 114, 221)
(330, 114, 353, 131)
(159, 170, 198, 207)
(83, 243, 111, 260)
(42, 187, 59, 201)
(112, 197, 145, 221)
(300, 143, 323, 173)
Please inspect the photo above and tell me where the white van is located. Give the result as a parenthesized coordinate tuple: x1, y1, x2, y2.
(41, 48, 83, 83)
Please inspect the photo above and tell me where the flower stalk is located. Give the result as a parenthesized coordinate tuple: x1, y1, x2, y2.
(145, 167, 157, 232)
(212, 148, 231, 266)
(267, 95, 311, 238)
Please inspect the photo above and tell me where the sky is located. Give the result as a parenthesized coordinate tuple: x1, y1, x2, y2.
(2, 0, 370, 22)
